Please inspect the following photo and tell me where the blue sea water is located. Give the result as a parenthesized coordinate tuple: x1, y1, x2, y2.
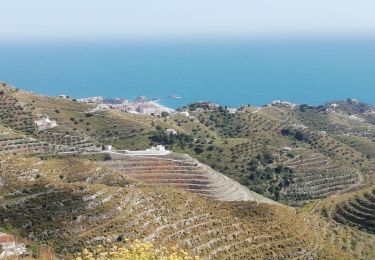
(0, 39, 374, 108)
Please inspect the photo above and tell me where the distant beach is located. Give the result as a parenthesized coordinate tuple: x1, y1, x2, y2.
(0, 39, 374, 108)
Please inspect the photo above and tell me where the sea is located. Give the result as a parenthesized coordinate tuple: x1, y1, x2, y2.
(0, 38, 374, 108)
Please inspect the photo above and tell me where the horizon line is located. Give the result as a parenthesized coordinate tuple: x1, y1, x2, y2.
(1, 31, 375, 44)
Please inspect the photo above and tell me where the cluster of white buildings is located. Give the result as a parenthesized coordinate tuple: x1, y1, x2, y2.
(81, 95, 176, 116)
(77, 96, 104, 103)
(270, 100, 298, 108)
(329, 103, 339, 108)
(120, 100, 175, 116)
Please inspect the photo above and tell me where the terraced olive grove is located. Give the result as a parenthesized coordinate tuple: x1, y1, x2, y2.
(333, 187, 375, 234)
(0, 86, 35, 134)
(0, 155, 348, 259)
(101, 153, 275, 204)
(281, 151, 362, 202)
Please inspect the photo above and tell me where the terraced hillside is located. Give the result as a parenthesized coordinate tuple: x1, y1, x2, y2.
(173, 103, 371, 202)
(326, 99, 375, 125)
(0, 125, 98, 155)
(281, 150, 362, 201)
(304, 186, 375, 259)
(333, 186, 375, 234)
(2, 82, 373, 203)
(265, 101, 375, 141)
(35, 127, 98, 152)
(0, 124, 48, 154)
(0, 83, 98, 155)
(102, 153, 275, 204)
(0, 84, 35, 134)
(2, 83, 375, 258)
(0, 154, 349, 259)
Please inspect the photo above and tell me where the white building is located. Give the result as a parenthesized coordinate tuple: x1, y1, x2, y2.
(90, 104, 110, 113)
(271, 100, 298, 108)
(122, 145, 171, 155)
(35, 117, 58, 131)
(165, 129, 178, 135)
(103, 145, 113, 151)
(227, 107, 238, 114)
(330, 103, 339, 108)
(180, 111, 190, 118)
(0, 233, 27, 258)
(282, 147, 292, 152)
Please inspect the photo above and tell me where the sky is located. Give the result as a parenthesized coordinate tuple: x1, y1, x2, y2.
(1, 0, 375, 41)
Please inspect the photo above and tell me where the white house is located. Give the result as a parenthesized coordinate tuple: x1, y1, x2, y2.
(90, 104, 111, 113)
(227, 107, 238, 114)
(165, 129, 178, 135)
(122, 145, 171, 155)
(35, 117, 58, 131)
(103, 145, 113, 151)
(180, 111, 190, 118)
(0, 233, 27, 258)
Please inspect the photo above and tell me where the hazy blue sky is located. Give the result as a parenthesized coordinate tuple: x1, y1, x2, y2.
(1, 0, 375, 41)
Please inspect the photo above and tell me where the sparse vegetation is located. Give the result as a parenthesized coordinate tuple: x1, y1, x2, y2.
(76, 240, 199, 260)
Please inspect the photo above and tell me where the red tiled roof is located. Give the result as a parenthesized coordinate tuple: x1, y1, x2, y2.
(0, 233, 15, 244)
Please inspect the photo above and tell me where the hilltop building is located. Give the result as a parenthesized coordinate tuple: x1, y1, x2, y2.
(271, 100, 298, 108)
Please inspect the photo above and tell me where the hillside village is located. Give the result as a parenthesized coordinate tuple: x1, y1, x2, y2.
(0, 82, 375, 259)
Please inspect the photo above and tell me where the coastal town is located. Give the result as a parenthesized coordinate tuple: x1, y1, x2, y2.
(74, 95, 178, 117)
